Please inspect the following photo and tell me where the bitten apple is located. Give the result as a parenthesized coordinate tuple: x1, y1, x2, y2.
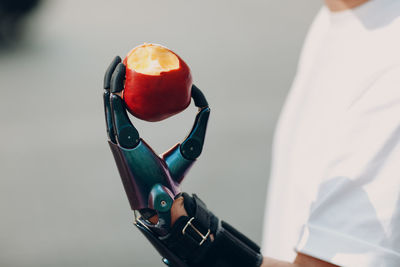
(122, 43, 192, 122)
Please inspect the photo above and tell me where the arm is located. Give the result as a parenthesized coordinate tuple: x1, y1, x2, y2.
(262, 254, 338, 267)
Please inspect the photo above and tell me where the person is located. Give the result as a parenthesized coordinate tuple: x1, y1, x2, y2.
(103, 0, 400, 266)
(262, 0, 400, 266)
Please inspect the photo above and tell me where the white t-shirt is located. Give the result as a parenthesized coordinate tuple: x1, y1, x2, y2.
(262, 1, 400, 266)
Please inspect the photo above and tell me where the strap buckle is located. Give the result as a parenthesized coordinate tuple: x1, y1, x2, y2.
(182, 217, 211, 246)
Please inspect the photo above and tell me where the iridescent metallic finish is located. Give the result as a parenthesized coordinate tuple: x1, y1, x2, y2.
(103, 56, 210, 233)
(108, 139, 179, 211)
(162, 144, 195, 184)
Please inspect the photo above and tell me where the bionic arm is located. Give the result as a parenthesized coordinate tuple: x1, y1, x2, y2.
(103, 56, 262, 267)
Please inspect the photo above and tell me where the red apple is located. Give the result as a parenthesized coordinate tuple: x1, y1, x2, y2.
(122, 43, 192, 122)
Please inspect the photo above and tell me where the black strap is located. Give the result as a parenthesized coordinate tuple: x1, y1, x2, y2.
(209, 221, 263, 267)
(158, 194, 263, 267)
(184, 193, 211, 233)
(161, 194, 216, 264)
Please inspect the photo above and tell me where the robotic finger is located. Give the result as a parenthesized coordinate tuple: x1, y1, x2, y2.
(161, 85, 210, 184)
(110, 63, 126, 94)
(104, 56, 121, 90)
(110, 94, 140, 149)
(103, 56, 122, 143)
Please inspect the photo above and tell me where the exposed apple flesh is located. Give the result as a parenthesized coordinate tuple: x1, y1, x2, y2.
(122, 43, 192, 122)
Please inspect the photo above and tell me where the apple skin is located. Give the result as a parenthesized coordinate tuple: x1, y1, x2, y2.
(122, 52, 192, 122)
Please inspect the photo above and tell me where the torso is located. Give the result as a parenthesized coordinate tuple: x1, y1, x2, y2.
(262, 0, 400, 260)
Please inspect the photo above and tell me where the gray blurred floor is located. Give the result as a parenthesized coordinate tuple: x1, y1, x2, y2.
(0, 1, 321, 266)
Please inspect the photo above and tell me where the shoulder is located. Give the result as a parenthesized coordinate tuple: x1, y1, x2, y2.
(296, 7, 330, 72)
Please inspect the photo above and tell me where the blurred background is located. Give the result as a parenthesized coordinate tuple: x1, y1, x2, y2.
(0, 0, 321, 266)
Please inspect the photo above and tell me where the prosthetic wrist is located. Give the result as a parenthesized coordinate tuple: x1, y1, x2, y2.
(137, 193, 263, 267)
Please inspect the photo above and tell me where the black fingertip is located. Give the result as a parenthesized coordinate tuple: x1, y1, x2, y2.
(191, 84, 209, 108)
(104, 56, 121, 90)
(110, 63, 126, 93)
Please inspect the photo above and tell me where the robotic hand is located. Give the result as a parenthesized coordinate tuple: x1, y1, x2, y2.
(103, 57, 262, 267)
(103, 56, 210, 236)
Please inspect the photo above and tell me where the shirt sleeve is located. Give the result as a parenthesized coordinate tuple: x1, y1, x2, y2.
(295, 68, 400, 267)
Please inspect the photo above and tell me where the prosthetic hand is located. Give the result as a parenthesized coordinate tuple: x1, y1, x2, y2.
(103, 55, 209, 234)
(103, 56, 262, 267)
